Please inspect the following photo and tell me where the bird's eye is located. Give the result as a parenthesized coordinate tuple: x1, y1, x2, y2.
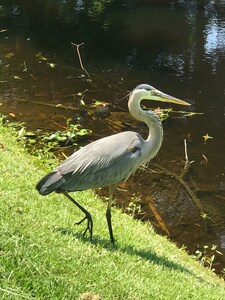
(152, 91, 162, 97)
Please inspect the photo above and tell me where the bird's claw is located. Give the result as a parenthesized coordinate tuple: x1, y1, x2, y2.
(75, 212, 93, 240)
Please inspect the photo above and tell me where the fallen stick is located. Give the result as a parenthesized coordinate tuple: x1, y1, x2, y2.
(147, 196, 170, 236)
(13, 98, 77, 111)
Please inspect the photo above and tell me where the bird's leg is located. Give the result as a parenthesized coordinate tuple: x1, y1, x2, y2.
(106, 184, 117, 244)
(63, 192, 93, 241)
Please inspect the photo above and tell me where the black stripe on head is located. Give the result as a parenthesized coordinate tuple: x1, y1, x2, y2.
(134, 84, 155, 91)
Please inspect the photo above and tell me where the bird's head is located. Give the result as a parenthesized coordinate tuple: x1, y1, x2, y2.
(133, 84, 190, 106)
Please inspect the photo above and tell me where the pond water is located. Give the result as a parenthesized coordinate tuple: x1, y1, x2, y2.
(1, 1, 225, 273)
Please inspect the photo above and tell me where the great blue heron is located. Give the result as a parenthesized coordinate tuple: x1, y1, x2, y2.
(36, 84, 190, 243)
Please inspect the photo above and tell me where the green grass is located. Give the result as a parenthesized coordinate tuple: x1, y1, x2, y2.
(1, 124, 225, 300)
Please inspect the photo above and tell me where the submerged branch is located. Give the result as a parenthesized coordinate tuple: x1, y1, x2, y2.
(147, 196, 170, 236)
(152, 163, 204, 213)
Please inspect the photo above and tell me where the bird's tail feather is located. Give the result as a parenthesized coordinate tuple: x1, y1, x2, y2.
(36, 171, 64, 195)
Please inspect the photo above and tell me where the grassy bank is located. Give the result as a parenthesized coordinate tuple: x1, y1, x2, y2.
(1, 124, 225, 300)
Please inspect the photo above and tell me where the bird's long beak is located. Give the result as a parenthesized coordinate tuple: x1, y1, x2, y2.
(149, 89, 191, 106)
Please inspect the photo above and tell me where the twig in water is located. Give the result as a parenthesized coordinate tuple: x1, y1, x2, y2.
(23, 61, 27, 72)
(71, 42, 91, 80)
(13, 98, 77, 111)
(184, 139, 189, 169)
(181, 139, 194, 179)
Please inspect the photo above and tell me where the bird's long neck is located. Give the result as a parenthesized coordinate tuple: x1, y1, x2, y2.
(128, 91, 163, 161)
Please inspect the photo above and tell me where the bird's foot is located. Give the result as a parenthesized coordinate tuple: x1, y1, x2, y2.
(75, 212, 93, 240)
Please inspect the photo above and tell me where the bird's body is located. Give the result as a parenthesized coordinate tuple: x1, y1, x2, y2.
(37, 127, 162, 194)
(37, 131, 146, 194)
(36, 84, 189, 243)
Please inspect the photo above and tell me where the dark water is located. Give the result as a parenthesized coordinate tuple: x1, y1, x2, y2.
(1, 1, 225, 273)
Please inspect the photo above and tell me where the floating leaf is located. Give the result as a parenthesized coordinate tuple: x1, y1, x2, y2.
(36, 52, 47, 61)
(203, 133, 213, 142)
(92, 100, 110, 107)
(14, 76, 22, 80)
(94, 101, 104, 106)
(5, 52, 15, 59)
(48, 62, 56, 68)
(77, 129, 89, 136)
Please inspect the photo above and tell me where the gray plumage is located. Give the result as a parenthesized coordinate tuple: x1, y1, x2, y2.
(37, 132, 145, 194)
(36, 84, 189, 243)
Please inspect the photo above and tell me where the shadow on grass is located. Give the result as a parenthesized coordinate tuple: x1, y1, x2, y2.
(55, 227, 199, 279)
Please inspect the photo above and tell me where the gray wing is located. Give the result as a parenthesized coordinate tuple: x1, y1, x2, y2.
(36, 131, 145, 194)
